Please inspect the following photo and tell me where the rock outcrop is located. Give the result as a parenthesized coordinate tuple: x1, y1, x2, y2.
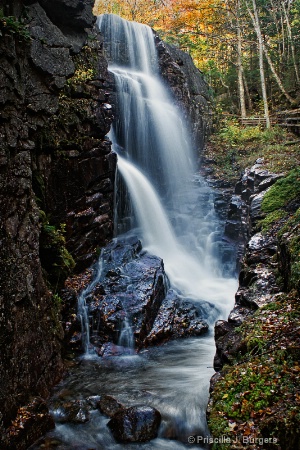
(0, 0, 114, 447)
(62, 236, 210, 353)
(208, 161, 300, 448)
(213, 159, 284, 370)
(156, 38, 211, 152)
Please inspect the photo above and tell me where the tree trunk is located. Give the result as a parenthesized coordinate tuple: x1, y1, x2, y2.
(237, 23, 247, 118)
(282, 1, 300, 84)
(246, 0, 270, 128)
(262, 44, 297, 104)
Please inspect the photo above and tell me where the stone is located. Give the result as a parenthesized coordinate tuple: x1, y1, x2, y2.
(53, 400, 90, 424)
(98, 343, 135, 357)
(250, 190, 269, 223)
(97, 395, 124, 417)
(107, 406, 161, 443)
(145, 289, 209, 345)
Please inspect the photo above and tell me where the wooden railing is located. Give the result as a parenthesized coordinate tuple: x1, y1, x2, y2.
(238, 109, 300, 129)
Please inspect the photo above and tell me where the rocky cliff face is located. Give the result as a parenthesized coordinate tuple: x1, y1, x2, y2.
(156, 38, 211, 152)
(0, 0, 115, 447)
(0, 3, 213, 447)
(208, 161, 300, 448)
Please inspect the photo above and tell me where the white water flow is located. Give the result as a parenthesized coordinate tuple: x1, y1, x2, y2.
(31, 15, 238, 450)
(77, 255, 104, 353)
(98, 14, 237, 313)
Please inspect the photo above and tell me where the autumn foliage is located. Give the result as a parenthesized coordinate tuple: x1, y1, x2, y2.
(94, 0, 300, 118)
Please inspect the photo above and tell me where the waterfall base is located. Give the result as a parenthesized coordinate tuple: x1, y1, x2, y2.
(63, 234, 214, 355)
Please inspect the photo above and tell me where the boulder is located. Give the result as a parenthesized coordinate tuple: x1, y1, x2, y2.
(144, 289, 209, 345)
(97, 395, 124, 417)
(107, 406, 161, 443)
(53, 400, 90, 424)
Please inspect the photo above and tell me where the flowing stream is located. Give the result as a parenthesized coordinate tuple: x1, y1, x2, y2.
(31, 14, 237, 450)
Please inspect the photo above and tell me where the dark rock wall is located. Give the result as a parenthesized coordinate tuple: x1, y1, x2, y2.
(0, 3, 211, 446)
(0, 0, 115, 445)
(213, 161, 284, 371)
(156, 37, 211, 152)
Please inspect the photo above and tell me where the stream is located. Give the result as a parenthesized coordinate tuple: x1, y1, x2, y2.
(30, 14, 237, 449)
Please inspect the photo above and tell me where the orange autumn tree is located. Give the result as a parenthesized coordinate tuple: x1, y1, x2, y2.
(93, 0, 167, 25)
(93, 0, 250, 115)
(94, 0, 228, 65)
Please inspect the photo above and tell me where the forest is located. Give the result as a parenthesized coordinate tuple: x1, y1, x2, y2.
(94, 0, 300, 125)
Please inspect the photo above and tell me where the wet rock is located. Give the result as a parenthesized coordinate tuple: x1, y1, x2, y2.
(0, 0, 113, 447)
(98, 342, 135, 357)
(5, 398, 55, 450)
(224, 219, 242, 240)
(53, 400, 90, 424)
(107, 406, 161, 443)
(257, 174, 284, 192)
(214, 328, 245, 371)
(144, 289, 209, 345)
(209, 372, 222, 393)
(250, 190, 269, 224)
(86, 395, 101, 410)
(97, 395, 124, 417)
(214, 320, 234, 340)
(228, 306, 253, 326)
(83, 237, 167, 349)
(212, 161, 284, 372)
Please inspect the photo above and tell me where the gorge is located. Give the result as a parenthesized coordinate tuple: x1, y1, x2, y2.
(1, 1, 298, 450)
(31, 13, 237, 449)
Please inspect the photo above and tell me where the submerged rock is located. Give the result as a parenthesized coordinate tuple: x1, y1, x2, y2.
(97, 395, 124, 418)
(98, 342, 135, 357)
(107, 405, 161, 443)
(52, 400, 90, 424)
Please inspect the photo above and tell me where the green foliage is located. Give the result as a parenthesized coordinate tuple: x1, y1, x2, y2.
(261, 169, 300, 213)
(258, 209, 285, 232)
(208, 292, 300, 447)
(67, 67, 95, 85)
(217, 121, 285, 147)
(208, 123, 300, 183)
(0, 8, 30, 40)
(39, 213, 75, 288)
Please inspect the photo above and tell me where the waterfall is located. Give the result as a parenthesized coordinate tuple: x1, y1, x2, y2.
(98, 14, 236, 313)
(77, 253, 104, 354)
(40, 15, 238, 450)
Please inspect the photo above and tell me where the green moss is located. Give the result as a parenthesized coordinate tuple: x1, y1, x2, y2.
(0, 8, 30, 40)
(39, 213, 75, 288)
(258, 209, 286, 232)
(277, 207, 300, 292)
(261, 169, 300, 213)
(208, 292, 300, 447)
(207, 123, 300, 183)
(278, 207, 300, 238)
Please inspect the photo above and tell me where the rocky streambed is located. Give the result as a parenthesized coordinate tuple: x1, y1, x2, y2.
(207, 159, 300, 449)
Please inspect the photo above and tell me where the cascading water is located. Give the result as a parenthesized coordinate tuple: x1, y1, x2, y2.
(98, 13, 236, 311)
(34, 14, 238, 450)
(77, 253, 104, 354)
